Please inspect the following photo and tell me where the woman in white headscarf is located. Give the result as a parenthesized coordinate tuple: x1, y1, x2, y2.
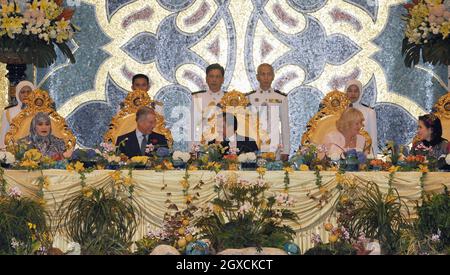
(0, 80, 35, 149)
(345, 80, 378, 155)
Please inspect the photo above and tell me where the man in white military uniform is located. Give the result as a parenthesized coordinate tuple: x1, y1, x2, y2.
(190, 64, 226, 145)
(345, 79, 378, 155)
(247, 64, 290, 161)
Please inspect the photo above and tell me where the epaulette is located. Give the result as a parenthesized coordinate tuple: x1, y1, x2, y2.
(4, 104, 16, 110)
(247, 90, 256, 96)
(192, 90, 206, 95)
(361, 103, 373, 109)
(274, 89, 287, 96)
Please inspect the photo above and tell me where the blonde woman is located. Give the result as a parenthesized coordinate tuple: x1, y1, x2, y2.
(322, 107, 368, 159)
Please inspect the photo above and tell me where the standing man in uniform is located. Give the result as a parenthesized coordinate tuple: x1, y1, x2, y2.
(190, 64, 226, 145)
(247, 64, 290, 161)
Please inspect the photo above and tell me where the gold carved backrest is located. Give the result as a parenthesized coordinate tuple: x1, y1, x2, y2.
(103, 89, 173, 147)
(432, 91, 450, 141)
(5, 89, 76, 150)
(202, 90, 261, 145)
(301, 90, 372, 151)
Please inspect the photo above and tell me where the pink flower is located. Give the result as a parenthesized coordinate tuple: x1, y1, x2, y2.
(8, 187, 22, 198)
(311, 233, 322, 245)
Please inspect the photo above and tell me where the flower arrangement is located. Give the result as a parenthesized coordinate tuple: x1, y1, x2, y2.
(193, 172, 298, 252)
(0, 186, 51, 255)
(402, 0, 450, 66)
(0, 150, 15, 167)
(135, 211, 199, 255)
(0, 0, 78, 67)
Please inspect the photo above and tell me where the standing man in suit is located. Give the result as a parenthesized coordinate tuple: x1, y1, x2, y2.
(247, 64, 290, 161)
(116, 106, 168, 158)
(190, 64, 226, 146)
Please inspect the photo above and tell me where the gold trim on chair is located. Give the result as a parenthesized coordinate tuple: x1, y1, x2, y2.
(301, 90, 372, 152)
(412, 91, 450, 143)
(5, 89, 76, 150)
(203, 90, 266, 147)
(103, 89, 173, 147)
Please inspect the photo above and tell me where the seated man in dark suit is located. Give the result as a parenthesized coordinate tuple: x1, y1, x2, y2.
(208, 112, 258, 155)
(116, 106, 168, 158)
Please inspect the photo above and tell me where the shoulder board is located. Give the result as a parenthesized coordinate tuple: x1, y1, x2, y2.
(274, 90, 287, 96)
(4, 104, 16, 110)
(361, 103, 373, 109)
(192, 90, 206, 95)
(247, 90, 256, 96)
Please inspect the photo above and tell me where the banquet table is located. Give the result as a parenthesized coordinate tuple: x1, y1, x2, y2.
(3, 169, 450, 252)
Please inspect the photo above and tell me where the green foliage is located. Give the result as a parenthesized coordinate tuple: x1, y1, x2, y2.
(0, 196, 48, 254)
(336, 182, 409, 254)
(58, 187, 138, 255)
(0, 35, 75, 68)
(194, 173, 298, 252)
(402, 37, 450, 67)
(417, 186, 450, 249)
(304, 242, 357, 255)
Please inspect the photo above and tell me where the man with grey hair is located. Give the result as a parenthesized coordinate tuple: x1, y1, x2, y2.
(116, 106, 168, 158)
(247, 63, 291, 160)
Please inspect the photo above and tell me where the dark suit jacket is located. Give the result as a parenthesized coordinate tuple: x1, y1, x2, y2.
(208, 134, 259, 155)
(116, 130, 168, 158)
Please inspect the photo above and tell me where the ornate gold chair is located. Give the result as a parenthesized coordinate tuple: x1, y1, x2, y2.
(103, 89, 173, 147)
(432, 92, 450, 141)
(5, 89, 76, 150)
(301, 90, 372, 152)
(201, 90, 264, 145)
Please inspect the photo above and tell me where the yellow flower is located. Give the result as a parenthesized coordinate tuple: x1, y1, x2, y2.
(185, 195, 193, 204)
(163, 160, 174, 170)
(154, 165, 163, 171)
(178, 227, 186, 235)
(20, 159, 39, 169)
(315, 165, 324, 171)
(180, 179, 189, 189)
(185, 234, 193, 243)
(177, 238, 187, 248)
(385, 195, 397, 204)
(123, 176, 133, 187)
(42, 176, 50, 190)
(82, 187, 93, 198)
(262, 152, 275, 160)
(340, 195, 349, 204)
(188, 165, 198, 171)
(74, 161, 85, 173)
(336, 173, 345, 184)
(419, 165, 429, 173)
(38, 198, 46, 206)
(182, 219, 190, 226)
(130, 156, 149, 164)
(24, 149, 42, 162)
(110, 170, 122, 181)
(212, 204, 223, 214)
(27, 222, 36, 230)
(256, 167, 267, 176)
(319, 187, 328, 194)
(300, 164, 309, 171)
(283, 166, 294, 174)
(324, 223, 334, 231)
(441, 22, 450, 39)
(329, 234, 338, 243)
(388, 166, 399, 173)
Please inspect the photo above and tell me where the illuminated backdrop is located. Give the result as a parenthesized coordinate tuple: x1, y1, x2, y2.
(4, 0, 449, 153)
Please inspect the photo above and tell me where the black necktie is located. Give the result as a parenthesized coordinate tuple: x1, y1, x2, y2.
(140, 135, 147, 155)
